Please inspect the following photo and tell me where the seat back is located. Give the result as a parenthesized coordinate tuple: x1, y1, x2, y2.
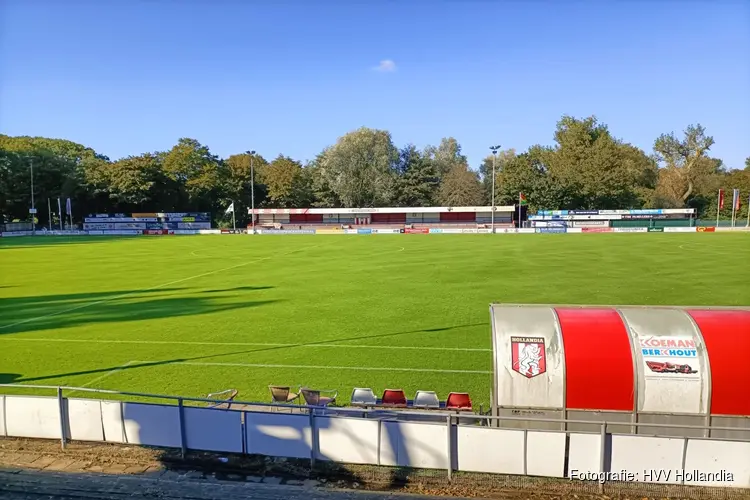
(351, 387, 377, 406)
(301, 388, 320, 406)
(269, 386, 291, 403)
(413, 390, 440, 409)
(446, 392, 472, 410)
(382, 389, 407, 406)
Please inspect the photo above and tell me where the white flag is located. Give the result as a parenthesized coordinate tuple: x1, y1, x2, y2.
(225, 202, 234, 214)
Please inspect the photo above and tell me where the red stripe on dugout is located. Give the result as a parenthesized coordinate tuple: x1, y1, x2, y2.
(687, 309, 750, 416)
(556, 308, 634, 411)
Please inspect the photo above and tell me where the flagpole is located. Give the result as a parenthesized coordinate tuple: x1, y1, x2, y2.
(232, 201, 236, 231)
(57, 198, 63, 230)
(68, 199, 73, 229)
(518, 192, 521, 228)
(47, 198, 52, 231)
(746, 193, 750, 227)
(731, 190, 737, 228)
(716, 190, 721, 227)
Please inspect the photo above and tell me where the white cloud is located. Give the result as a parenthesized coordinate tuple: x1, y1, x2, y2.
(373, 59, 396, 72)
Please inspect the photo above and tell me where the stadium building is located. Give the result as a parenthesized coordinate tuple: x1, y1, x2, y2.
(248, 205, 528, 230)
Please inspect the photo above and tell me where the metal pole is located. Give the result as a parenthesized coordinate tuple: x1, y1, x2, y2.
(445, 415, 452, 482)
(231, 201, 236, 231)
(178, 398, 187, 458)
(598, 422, 606, 493)
(746, 194, 749, 227)
(30, 159, 36, 235)
(249, 151, 256, 234)
(716, 190, 721, 227)
(57, 387, 66, 449)
(489, 145, 500, 233)
(48, 198, 52, 231)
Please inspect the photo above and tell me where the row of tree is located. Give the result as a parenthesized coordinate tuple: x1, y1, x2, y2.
(1, 116, 748, 227)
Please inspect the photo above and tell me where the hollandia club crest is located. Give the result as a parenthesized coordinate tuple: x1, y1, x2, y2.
(511, 336, 546, 378)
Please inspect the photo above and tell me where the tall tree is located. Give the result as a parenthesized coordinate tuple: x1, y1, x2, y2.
(653, 124, 715, 205)
(437, 163, 484, 206)
(479, 149, 516, 204)
(261, 155, 312, 207)
(316, 127, 398, 207)
(393, 144, 438, 207)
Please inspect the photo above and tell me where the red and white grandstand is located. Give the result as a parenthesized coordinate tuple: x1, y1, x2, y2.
(248, 205, 524, 230)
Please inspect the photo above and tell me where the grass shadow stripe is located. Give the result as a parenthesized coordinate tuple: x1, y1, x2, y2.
(1, 337, 491, 352)
(131, 360, 492, 375)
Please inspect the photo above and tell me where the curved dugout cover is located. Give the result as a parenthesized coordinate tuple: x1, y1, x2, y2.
(489, 305, 750, 426)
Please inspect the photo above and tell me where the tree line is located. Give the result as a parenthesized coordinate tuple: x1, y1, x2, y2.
(1, 115, 748, 227)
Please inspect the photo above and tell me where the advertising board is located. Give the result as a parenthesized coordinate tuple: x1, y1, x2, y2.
(0, 231, 33, 237)
(517, 228, 535, 234)
(83, 223, 116, 230)
(143, 229, 172, 235)
(372, 228, 401, 234)
(171, 230, 199, 235)
(199, 229, 222, 235)
(220, 229, 245, 234)
(647, 227, 664, 232)
(316, 229, 345, 235)
(405, 228, 429, 234)
(461, 228, 478, 234)
(664, 227, 697, 233)
(565, 227, 583, 233)
(357, 228, 372, 234)
(696, 227, 716, 233)
(613, 227, 648, 233)
(536, 227, 567, 234)
(437, 228, 464, 234)
(261, 229, 316, 235)
(581, 227, 613, 233)
(429, 228, 443, 234)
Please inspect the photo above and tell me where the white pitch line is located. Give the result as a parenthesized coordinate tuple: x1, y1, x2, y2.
(0, 244, 320, 331)
(0, 337, 491, 352)
(131, 360, 492, 374)
(67, 360, 138, 396)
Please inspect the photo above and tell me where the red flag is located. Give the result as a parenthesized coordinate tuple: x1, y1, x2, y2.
(719, 190, 724, 210)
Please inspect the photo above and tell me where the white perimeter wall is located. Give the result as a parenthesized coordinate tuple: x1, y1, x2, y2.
(0, 395, 748, 488)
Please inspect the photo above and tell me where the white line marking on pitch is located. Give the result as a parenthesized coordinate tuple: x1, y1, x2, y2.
(1, 337, 491, 352)
(67, 360, 138, 396)
(131, 360, 492, 374)
(0, 244, 320, 331)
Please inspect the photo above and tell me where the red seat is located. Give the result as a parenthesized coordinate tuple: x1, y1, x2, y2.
(381, 389, 407, 407)
(446, 392, 472, 411)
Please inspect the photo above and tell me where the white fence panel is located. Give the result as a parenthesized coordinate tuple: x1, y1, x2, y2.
(0, 395, 5, 436)
(567, 433, 602, 478)
(183, 407, 243, 453)
(609, 435, 684, 484)
(380, 421, 448, 470)
(456, 427, 524, 474)
(527, 431, 566, 478)
(315, 416, 379, 465)
(684, 439, 750, 488)
(4, 396, 60, 439)
(119, 402, 182, 447)
(246, 412, 311, 459)
(66, 399, 104, 442)
(101, 401, 126, 443)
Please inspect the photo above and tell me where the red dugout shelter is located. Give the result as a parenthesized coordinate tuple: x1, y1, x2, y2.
(489, 304, 750, 439)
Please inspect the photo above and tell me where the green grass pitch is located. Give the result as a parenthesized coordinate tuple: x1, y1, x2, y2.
(1, 233, 749, 407)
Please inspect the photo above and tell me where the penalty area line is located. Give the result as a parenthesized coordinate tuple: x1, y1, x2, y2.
(66, 360, 138, 397)
(0, 244, 321, 331)
(130, 360, 492, 375)
(0, 337, 491, 353)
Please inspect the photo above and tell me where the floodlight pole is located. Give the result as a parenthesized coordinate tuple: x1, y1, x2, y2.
(248, 150, 256, 234)
(30, 158, 36, 235)
(489, 145, 501, 234)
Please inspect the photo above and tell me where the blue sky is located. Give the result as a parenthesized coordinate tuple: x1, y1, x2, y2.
(1, 1, 749, 170)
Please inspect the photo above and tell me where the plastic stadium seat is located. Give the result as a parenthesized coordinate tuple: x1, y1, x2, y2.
(413, 390, 440, 409)
(351, 388, 377, 406)
(301, 388, 338, 407)
(269, 385, 300, 404)
(381, 389, 408, 407)
(446, 392, 472, 411)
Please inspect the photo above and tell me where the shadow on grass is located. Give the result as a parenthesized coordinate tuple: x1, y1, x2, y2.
(0, 236, 138, 250)
(0, 286, 276, 335)
(0, 373, 21, 384)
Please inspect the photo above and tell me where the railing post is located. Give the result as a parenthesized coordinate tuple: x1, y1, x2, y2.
(522, 428, 528, 475)
(309, 409, 317, 469)
(57, 387, 66, 450)
(680, 437, 689, 485)
(598, 422, 606, 494)
(446, 414, 452, 482)
(177, 398, 187, 458)
(376, 418, 382, 466)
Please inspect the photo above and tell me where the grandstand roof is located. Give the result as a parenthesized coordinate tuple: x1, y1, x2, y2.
(248, 206, 517, 215)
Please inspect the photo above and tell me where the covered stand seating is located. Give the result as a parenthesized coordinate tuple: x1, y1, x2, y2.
(489, 304, 750, 438)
